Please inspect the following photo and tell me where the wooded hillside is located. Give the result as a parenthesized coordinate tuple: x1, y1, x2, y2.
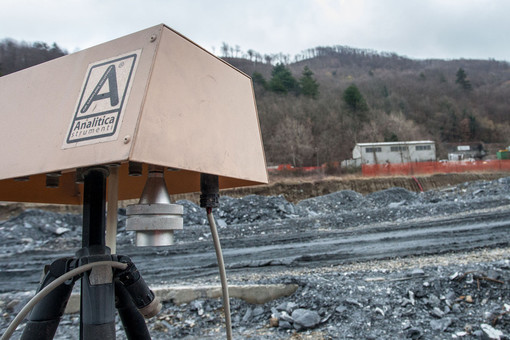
(226, 46, 510, 167)
(0, 38, 66, 75)
(1, 39, 509, 167)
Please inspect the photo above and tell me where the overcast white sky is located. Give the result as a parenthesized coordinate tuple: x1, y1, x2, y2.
(1, 0, 509, 61)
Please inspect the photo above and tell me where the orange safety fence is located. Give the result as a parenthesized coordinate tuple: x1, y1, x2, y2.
(362, 160, 510, 177)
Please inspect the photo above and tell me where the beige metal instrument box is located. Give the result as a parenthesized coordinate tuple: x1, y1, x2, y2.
(0, 24, 267, 204)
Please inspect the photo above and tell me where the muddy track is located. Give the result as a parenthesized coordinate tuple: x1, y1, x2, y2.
(131, 208, 510, 283)
(1, 206, 509, 293)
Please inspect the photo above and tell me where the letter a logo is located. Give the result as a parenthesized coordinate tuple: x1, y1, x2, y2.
(63, 50, 141, 148)
(80, 65, 119, 113)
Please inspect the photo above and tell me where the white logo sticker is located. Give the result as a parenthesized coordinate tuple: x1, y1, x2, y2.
(63, 50, 141, 148)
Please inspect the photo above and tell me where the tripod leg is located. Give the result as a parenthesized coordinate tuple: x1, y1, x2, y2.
(115, 280, 151, 340)
(20, 258, 75, 340)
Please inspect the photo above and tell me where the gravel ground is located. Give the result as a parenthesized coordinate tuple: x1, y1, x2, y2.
(1, 176, 510, 339)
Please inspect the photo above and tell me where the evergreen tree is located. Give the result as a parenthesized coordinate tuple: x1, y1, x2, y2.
(342, 84, 369, 143)
(268, 63, 299, 94)
(251, 72, 267, 89)
(342, 84, 368, 115)
(299, 66, 319, 99)
(384, 132, 399, 142)
(455, 67, 472, 91)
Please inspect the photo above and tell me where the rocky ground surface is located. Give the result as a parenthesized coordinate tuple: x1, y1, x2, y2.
(0, 175, 510, 339)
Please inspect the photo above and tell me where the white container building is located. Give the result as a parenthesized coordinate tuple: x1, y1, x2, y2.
(351, 141, 436, 165)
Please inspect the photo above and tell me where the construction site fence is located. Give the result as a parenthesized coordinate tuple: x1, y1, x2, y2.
(362, 160, 510, 177)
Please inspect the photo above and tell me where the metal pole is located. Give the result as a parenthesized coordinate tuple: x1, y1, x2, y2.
(106, 166, 119, 254)
(82, 168, 107, 249)
(79, 167, 116, 340)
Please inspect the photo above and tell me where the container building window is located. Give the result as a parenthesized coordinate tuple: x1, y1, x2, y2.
(390, 146, 408, 152)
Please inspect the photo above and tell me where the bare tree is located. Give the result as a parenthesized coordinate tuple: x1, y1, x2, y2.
(267, 117, 314, 166)
(220, 42, 230, 57)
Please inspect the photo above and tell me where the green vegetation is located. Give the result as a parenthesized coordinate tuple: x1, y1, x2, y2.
(268, 63, 299, 94)
(342, 84, 368, 117)
(299, 66, 319, 99)
(455, 67, 472, 91)
(253, 63, 320, 98)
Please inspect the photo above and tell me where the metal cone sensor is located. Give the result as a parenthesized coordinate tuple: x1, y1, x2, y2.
(126, 166, 183, 246)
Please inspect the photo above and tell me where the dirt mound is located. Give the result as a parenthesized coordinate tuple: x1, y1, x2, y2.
(194, 172, 510, 203)
(296, 190, 365, 214)
(365, 187, 420, 207)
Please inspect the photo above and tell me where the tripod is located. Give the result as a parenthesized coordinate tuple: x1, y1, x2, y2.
(17, 167, 159, 340)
